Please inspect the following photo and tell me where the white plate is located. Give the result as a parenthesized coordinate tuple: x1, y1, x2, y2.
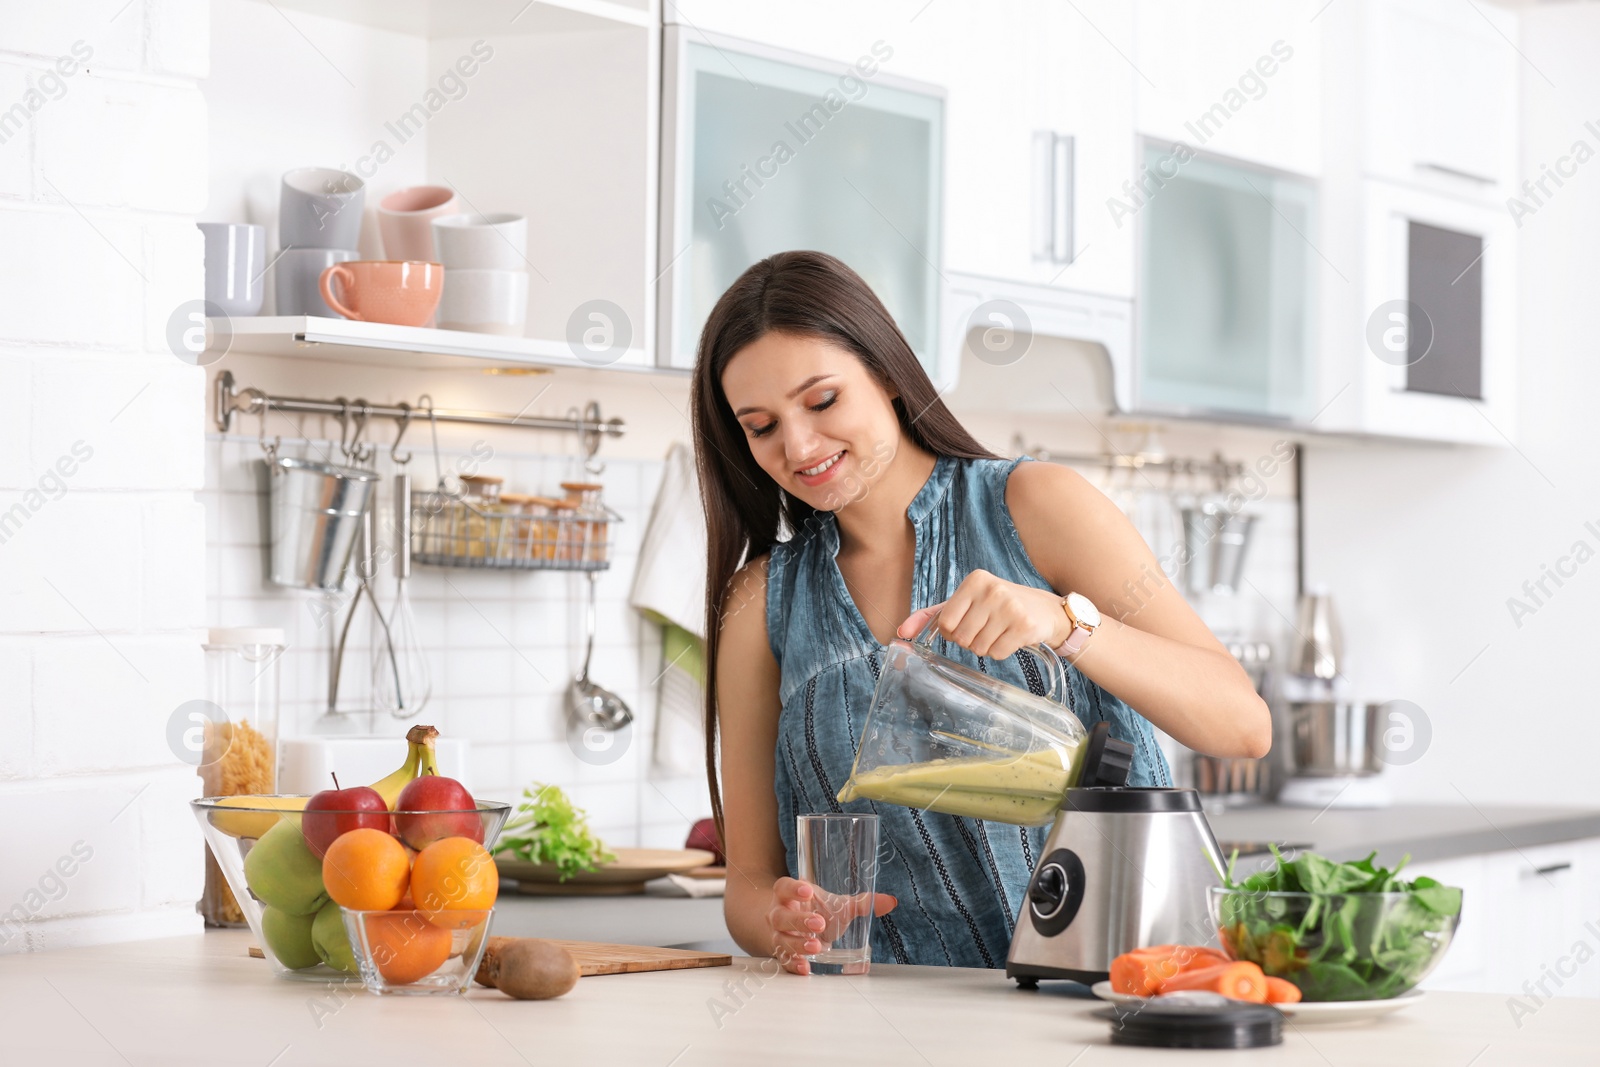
(1089, 981, 1425, 1024)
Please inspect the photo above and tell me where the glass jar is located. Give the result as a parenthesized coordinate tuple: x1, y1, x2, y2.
(459, 475, 504, 559)
(548, 498, 581, 563)
(498, 493, 537, 561)
(199, 627, 285, 927)
(559, 481, 608, 565)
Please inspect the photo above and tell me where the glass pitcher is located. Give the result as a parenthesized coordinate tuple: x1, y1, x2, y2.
(836, 617, 1089, 826)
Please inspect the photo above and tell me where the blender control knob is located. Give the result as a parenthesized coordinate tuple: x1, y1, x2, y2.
(1029, 863, 1067, 918)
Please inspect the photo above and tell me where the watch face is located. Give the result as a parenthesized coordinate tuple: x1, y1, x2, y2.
(1066, 592, 1100, 628)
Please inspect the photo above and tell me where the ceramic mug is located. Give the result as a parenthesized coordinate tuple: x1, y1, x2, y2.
(319, 260, 443, 326)
(198, 222, 266, 317)
(431, 212, 528, 271)
(436, 269, 529, 335)
(377, 185, 458, 262)
(279, 167, 366, 250)
(274, 248, 358, 316)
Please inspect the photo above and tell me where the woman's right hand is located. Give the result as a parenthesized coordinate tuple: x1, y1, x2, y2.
(767, 877, 898, 975)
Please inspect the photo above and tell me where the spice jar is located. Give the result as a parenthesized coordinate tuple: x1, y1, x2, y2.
(548, 498, 581, 563)
(199, 628, 284, 927)
(559, 481, 608, 565)
(498, 493, 539, 561)
(459, 475, 505, 559)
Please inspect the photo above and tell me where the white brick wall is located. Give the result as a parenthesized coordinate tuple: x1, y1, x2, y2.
(0, 1, 208, 955)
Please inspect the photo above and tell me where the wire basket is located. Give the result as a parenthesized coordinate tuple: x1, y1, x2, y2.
(409, 490, 620, 571)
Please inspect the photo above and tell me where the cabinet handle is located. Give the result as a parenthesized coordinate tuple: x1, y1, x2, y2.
(1526, 862, 1573, 877)
(1032, 131, 1075, 266)
(1415, 161, 1496, 186)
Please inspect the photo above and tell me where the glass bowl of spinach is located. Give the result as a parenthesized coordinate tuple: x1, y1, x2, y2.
(1208, 847, 1463, 1001)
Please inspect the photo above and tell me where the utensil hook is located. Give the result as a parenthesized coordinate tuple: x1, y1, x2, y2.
(418, 394, 443, 489)
(256, 397, 280, 464)
(390, 402, 413, 466)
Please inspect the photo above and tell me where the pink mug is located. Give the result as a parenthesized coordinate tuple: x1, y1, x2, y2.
(319, 261, 443, 327)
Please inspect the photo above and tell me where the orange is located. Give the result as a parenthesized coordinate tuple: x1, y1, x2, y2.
(410, 837, 497, 927)
(321, 827, 410, 911)
(363, 910, 453, 985)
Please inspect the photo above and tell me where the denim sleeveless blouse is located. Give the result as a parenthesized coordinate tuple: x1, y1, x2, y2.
(764, 455, 1172, 968)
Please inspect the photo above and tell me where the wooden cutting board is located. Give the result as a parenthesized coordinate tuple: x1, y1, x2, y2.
(524, 939, 731, 976)
(496, 848, 715, 895)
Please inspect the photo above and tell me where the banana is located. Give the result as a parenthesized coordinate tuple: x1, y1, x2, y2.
(206, 725, 441, 838)
(368, 724, 440, 808)
(208, 795, 306, 840)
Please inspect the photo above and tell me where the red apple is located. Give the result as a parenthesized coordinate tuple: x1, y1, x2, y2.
(393, 773, 482, 850)
(686, 818, 725, 866)
(302, 780, 389, 857)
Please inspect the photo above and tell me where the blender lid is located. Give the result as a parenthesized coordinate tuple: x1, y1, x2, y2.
(1076, 722, 1134, 788)
(1095, 1000, 1282, 1049)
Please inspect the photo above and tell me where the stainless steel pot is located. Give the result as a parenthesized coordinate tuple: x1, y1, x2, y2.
(267, 455, 379, 591)
(1288, 701, 1383, 777)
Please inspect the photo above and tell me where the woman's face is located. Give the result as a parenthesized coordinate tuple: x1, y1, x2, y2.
(720, 331, 902, 512)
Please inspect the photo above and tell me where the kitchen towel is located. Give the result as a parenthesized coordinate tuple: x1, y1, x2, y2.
(629, 442, 707, 774)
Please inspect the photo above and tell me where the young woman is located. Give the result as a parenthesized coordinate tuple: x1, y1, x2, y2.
(692, 251, 1270, 974)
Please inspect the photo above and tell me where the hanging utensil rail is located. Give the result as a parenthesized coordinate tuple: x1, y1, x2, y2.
(1012, 433, 1243, 481)
(214, 369, 625, 444)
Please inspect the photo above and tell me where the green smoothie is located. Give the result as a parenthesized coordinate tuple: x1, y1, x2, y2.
(836, 744, 1082, 826)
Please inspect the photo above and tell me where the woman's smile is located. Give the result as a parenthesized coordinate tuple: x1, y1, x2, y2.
(795, 450, 846, 487)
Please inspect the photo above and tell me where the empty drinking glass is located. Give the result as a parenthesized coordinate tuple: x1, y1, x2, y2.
(795, 813, 880, 975)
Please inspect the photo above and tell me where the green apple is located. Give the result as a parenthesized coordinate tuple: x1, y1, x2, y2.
(312, 899, 358, 974)
(261, 906, 320, 970)
(243, 820, 329, 916)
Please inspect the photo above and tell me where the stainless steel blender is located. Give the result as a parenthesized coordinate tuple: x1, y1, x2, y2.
(1006, 724, 1228, 987)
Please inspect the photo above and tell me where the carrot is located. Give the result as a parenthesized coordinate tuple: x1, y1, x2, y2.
(1156, 961, 1268, 1002)
(1264, 975, 1303, 1004)
(1109, 945, 1233, 996)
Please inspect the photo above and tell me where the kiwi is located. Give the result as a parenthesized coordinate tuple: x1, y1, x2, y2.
(477, 938, 580, 1000)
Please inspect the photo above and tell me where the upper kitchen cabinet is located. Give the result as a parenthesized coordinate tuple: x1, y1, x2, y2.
(656, 27, 943, 371)
(665, 0, 1137, 301)
(1311, 0, 1520, 444)
(206, 0, 660, 372)
(924, 0, 1139, 300)
(1136, 145, 1319, 422)
(1359, 0, 1519, 204)
(1133, 0, 1324, 178)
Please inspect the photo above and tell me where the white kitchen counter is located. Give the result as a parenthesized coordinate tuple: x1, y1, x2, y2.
(1207, 803, 1600, 865)
(1, 930, 1595, 1066)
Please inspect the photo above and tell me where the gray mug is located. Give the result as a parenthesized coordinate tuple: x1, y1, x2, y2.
(198, 222, 266, 316)
(274, 247, 357, 316)
(279, 167, 365, 250)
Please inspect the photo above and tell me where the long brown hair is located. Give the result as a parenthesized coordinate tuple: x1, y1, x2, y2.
(690, 250, 996, 840)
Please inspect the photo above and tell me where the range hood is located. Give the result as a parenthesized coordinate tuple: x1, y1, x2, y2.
(936, 272, 1134, 416)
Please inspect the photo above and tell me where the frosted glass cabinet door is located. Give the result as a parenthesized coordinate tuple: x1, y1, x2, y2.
(1135, 144, 1317, 420)
(660, 29, 944, 370)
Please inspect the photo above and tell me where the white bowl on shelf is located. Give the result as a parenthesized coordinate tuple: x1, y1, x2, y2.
(438, 269, 529, 336)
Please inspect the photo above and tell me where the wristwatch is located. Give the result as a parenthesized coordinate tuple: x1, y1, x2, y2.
(1054, 592, 1101, 657)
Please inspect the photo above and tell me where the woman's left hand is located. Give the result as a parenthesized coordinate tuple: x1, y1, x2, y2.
(897, 569, 1073, 660)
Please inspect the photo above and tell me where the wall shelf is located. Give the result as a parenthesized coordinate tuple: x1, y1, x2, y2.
(216, 316, 656, 373)
(258, 0, 653, 37)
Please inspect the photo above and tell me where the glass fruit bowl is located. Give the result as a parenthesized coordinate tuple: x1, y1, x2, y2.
(343, 907, 494, 995)
(191, 795, 511, 981)
(1208, 888, 1460, 1001)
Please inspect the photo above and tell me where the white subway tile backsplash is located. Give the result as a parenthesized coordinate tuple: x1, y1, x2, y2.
(36, 360, 204, 490)
(140, 496, 206, 631)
